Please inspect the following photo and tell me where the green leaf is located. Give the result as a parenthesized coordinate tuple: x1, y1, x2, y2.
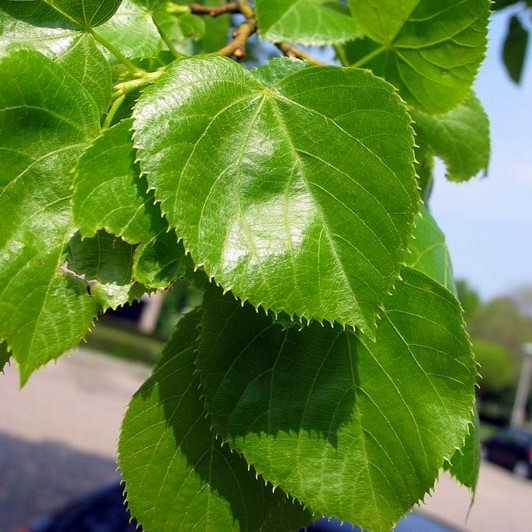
(0, 2, 79, 56)
(406, 206, 455, 293)
(411, 92, 490, 182)
(133, 229, 187, 289)
(195, 0, 231, 52)
(57, 34, 112, 113)
(255, 0, 361, 45)
(348, 0, 490, 113)
(133, 56, 418, 335)
(252, 57, 309, 86)
(0, 50, 101, 383)
(118, 311, 313, 532)
(66, 230, 149, 309)
(503, 14, 529, 84)
(67, 231, 135, 286)
(447, 409, 480, 493)
(197, 267, 476, 531)
(94, 0, 161, 59)
(72, 119, 187, 289)
(44, 0, 123, 28)
(0, 7, 112, 114)
(73, 119, 165, 244)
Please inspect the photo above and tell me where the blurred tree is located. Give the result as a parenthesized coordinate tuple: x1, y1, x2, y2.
(469, 297, 532, 368)
(473, 338, 516, 394)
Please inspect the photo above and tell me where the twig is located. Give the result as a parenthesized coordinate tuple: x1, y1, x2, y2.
(276, 42, 327, 66)
(216, 19, 256, 58)
(189, 2, 239, 16)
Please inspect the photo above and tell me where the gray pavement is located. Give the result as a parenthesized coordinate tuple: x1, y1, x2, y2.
(1, 349, 531, 531)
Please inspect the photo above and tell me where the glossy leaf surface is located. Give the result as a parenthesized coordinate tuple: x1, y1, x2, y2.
(0, 50, 100, 383)
(348, 0, 490, 113)
(95, 0, 161, 59)
(133, 56, 418, 335)
(406, 206, 455, 293)
(255, 0, 361, 45)
(412, 92, 490, 182)
(72, 119, 186, 289)
(197, 268, 476, 530)
(44, 0, 122, 28)
(57, 34, 112, 113)
(119, 311, 313, 531)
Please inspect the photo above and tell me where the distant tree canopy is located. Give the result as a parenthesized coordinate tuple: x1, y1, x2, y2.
(472, 338, 515, 394)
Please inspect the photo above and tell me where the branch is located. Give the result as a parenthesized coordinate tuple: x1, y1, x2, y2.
(276, 43, 327, 66)
(189, 2, 239, 16)
(216, 19, 256, 58)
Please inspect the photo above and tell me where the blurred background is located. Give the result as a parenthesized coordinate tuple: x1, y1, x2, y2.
(1, 1, 531, 531)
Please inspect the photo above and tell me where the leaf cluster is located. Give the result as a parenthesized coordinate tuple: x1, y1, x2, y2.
(0, 1, 493, 530)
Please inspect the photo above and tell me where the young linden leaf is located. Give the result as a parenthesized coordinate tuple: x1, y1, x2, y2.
(348, 0, 490, 114)
(72, 119, 187, 290)
(446, 409, 481, 493)
(57, 33, 112, 114)
(195, 0, 231, 52)
(43, 0, 123, 28)
(0, 50, 101, 384)
(411, 92, 490, 182)
(118, 311, 313, 532)
(133, 229, 187, 289)
(252, 57, 309, 86)
(133, 56, 418, 336)
(73, 119, 165, 244)
(255, 0, 361, 46)
(67, 231, 135, 286)
(94, 0, 161, 60)
(406, 206, 456, 293)
(196, 267, 476, 531)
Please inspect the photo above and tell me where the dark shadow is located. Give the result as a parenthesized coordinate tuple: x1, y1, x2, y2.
(0, 432, 119, 531)
(196, 292, 357, 449)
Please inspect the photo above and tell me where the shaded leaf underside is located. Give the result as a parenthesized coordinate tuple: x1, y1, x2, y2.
(119, 311, 313, 532)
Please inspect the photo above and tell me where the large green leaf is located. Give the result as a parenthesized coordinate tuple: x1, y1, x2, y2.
(72, 119, 187, 289)
(197, 267, 476, 531)
(133, 56, 418, 335)
(348, 0, 490, 113)
(411, 92, 490, 182)
(0, 50, 101, 383)
(119, 311, 313, 531)
(94, 0, 161, 59)
(406, 206, 455, 293)
(57, 33, 112, 113)
(44, 0, 122, 28)
(255, 0, 361, 45)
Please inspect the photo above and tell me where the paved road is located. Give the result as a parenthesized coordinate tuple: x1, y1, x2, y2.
(1, 350, 531, 531)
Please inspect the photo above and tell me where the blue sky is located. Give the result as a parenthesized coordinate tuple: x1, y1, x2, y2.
(430, 7, 532, 300)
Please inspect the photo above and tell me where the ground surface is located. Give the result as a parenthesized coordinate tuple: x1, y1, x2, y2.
(1, 350, 531, 531)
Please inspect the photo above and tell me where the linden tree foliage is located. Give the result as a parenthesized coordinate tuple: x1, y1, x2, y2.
(1, 0, 493, 530)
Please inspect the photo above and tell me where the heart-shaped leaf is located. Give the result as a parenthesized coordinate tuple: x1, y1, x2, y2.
(133, 56, 418, 335)
(196, 267, 476, 530)
(119, 310, 313, 531)
(348, 0, 490, 113)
